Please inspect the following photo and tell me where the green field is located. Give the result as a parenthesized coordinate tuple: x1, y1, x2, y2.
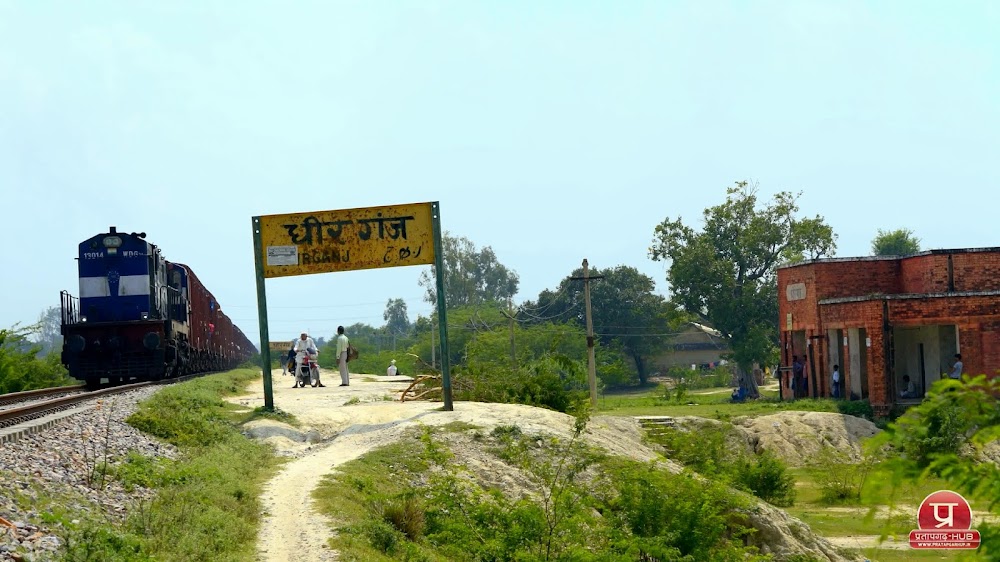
(597, 382, 837, 419)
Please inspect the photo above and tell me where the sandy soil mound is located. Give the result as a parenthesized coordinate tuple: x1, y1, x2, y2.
(231, 370, 861, 562)
(732, 411, 880, 466)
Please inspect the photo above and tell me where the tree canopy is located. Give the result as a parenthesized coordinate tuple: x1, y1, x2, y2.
(382, 298, 410, 336)
(871, 228, 921, 256)
(419, 233, 519, 307)
(649, 181, 837, 394)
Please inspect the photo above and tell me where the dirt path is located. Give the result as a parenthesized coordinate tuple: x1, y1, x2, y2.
(235, 369, 438, 562)
(232, 371, 867, 562)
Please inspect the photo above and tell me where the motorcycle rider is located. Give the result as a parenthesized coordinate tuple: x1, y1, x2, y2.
(293, 331, 324, 387)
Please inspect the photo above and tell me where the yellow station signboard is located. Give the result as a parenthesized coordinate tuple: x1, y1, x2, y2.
(257, 202, 436, 278)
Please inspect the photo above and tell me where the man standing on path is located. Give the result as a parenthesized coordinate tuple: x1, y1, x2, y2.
(336, 325, 350, 386)
(387, 359, 397, 377)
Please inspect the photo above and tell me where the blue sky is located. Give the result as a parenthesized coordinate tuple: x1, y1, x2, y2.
(1, 1, 998, 342)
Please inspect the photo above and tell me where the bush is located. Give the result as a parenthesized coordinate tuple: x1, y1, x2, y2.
(651, 423, 734, 478)
(649, 423, 796, 506)
(809, 446, 879, 504)
(362, 519, 402, 555)
(454, 354, 589, 413)
(732, 451, 796, 507)
(835, 400, 874, 421)
(611, 461, 763, 560)
(378, 494, 425, 541)
(0, 325, 75, 393)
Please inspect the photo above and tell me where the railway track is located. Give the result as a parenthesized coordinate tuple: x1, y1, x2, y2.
(0, 385, 87, 409)
(0, 373, 210, 442)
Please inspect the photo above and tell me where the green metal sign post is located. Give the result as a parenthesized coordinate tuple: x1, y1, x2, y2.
(431, 202, 453, 411)
(252, 217, 274, 411)
(251, 202, 452, 413)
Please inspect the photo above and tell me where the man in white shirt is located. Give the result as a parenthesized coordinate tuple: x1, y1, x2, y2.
(831, 365, 841, 399)
(387, 359, 397, 377)
(336, 325, 350, 386)
(294, 331, 324, 387)
(950, 353, 963, 380)
(900, 375, 918, 398)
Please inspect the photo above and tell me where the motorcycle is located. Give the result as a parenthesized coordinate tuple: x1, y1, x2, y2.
(295, 349, 320, 388)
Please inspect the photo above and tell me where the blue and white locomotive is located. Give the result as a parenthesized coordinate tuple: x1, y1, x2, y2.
(60, 227, 254, 386)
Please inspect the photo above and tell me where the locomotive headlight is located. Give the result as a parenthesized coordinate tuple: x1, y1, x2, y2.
(141, 312, 149, 320)
(103, 236, 123, 248)
(80, 316, 88, 322)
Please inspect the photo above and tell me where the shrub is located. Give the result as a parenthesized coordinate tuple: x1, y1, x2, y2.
(651, 423, 733, 478)
(809, 446, 880, 504)
(836, 399, 874, 421)
(0, 325, 75, 393)
(649, 423, 796, 506)
(732, 450, 796, 507)
(362, 519, 402, 555)
(610, 461, 763, 560)
(454, 354, 589, 413)
(379, 494, 425, 541)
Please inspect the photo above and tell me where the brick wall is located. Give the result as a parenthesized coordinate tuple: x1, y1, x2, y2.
(951, 252, 1000, 292)
(813, 260, 901, 299)
(899, 254, 950, 294)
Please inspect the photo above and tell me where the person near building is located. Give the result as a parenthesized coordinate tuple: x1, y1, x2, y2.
(336, 325, 350, 386)
(949, 353, 964, 380)
(386, 359, 397, 377)
(832, 364, 841, 399)
(900, 375, 918, 398)
(792, 356, 805, 398)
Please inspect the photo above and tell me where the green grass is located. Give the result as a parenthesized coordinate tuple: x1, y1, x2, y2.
(61, 368, 281, 562)
(600, 393, 838, 419)
(596, 382, 834, 419)
(312, 433, 441, 561)
(784, 465, 971, 561)
(243, 405, 300, 426)
(856, 549, 965, 561)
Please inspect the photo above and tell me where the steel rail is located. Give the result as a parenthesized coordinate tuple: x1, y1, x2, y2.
(0, 385, 87, 407)
(0, 372, 211, 429)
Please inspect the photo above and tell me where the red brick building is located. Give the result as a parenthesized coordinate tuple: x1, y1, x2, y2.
(777, 248, 1000, 415)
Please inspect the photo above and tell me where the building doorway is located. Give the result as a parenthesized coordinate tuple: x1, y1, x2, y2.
(848, 328, 869, 400)
(892, 325, 959, 402)
(828, 329, 843, 398)
(791, 330, 807, 398)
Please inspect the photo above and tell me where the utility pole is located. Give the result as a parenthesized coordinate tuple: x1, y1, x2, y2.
(571, 259, 603, 409)
(503, 298, 516, 368)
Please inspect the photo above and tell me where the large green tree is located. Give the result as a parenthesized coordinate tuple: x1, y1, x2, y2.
(33, 306, 62, 357)
(871, 228, 921, 256)
(382, 298, 410, 336)
(525, 265, 684, 385)
(419, 233, 519, 307)
(649, 181, 837, 396)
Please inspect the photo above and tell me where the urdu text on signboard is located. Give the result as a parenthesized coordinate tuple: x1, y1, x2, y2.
(258, 202, 436, 278)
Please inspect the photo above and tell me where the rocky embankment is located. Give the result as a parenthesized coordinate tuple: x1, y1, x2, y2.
(0, 388, 176, 562)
